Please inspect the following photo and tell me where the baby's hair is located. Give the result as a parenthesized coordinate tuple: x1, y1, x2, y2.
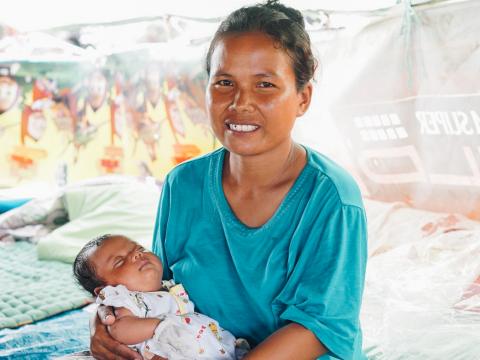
(205, 0, 317, 91)
(73, 234, 115, 295)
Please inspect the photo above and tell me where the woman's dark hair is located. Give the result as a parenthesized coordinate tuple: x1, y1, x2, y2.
(73, 234, 113, 295)
(205, 0, 317, 91)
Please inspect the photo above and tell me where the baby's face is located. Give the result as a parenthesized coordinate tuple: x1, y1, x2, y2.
(90, 235, 163, 292)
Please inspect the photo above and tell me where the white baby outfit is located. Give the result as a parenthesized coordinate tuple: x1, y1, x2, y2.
(96, 281, 244, 360)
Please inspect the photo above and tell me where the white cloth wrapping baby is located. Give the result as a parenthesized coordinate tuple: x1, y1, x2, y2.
(96, 283, 239, 360)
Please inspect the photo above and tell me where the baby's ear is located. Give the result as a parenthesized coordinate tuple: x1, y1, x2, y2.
(93, 286, 104, 296)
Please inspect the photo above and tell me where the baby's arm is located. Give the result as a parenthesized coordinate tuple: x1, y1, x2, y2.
(108, 307, 161, 345)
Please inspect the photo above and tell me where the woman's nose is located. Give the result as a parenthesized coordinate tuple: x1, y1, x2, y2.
(229, 88, 254, 113)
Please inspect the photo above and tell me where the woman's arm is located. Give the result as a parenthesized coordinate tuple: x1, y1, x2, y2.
(244, 323, 327, 360)
(107, 307, 161, 345)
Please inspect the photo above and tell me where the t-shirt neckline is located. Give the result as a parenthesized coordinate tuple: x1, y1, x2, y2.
(211, 146, 312, 235)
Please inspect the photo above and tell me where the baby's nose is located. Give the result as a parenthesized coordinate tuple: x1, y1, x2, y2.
(132, 250, 143, 261)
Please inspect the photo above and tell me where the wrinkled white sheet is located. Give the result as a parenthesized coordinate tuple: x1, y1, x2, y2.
(362, 199, 480, 359)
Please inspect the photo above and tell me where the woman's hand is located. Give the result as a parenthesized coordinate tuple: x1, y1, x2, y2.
(90, 305, 142, 360)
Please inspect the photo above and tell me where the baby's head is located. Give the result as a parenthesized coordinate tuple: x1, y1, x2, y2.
(73, 234, 163, 296)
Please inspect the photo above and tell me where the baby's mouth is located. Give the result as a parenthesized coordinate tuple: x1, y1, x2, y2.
(138, 259, 150, 271)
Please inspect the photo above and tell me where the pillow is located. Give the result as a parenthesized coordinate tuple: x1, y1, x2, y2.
(36, 182, 160, 263)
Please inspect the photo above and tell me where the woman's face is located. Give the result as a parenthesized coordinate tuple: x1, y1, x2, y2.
(89, 236, 163, 293)
(206, 32, 311, 156)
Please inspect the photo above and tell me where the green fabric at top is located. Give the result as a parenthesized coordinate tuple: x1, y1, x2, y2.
(153, 146, 368, 360)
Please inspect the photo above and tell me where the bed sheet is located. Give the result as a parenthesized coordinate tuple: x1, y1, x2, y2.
(0, 305, 92, 359)
(0, 182, 58, 201)
(362, 199, 480, 359)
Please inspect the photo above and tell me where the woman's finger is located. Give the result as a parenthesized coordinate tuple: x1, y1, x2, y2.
(90, 323, 114, 359)
(90, 342, 110, 360)
(107, 341, 142, 360)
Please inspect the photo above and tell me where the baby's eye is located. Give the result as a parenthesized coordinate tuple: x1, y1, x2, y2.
(257, 81, 275, 88)
(138, 246, 147, 252)
(113, 258, 125, 268)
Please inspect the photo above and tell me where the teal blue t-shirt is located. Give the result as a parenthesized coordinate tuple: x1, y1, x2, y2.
(152, 146, 367, 360)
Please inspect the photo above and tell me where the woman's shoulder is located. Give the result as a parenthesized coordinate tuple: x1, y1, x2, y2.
(304, 146, 363, 209)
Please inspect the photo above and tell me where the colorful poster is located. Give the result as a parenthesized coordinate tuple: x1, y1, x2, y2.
(0, 23, 217, 187)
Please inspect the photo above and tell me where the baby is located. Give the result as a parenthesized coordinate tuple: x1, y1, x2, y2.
(73, 234, 248, 360)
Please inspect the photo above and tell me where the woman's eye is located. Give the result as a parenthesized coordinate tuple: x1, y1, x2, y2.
(258, 81, 275, 88)
(215, 79, 233, 87)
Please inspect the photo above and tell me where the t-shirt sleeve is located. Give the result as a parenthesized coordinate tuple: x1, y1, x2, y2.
(275, 204, 367, 360)
(152, 176, 173, 280)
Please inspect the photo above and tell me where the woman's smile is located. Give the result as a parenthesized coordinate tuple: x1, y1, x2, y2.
(226, 123, 260, 133)
(206, 31, 310, 157)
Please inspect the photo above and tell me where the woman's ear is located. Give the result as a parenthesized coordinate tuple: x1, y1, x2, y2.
(296, 82, 313, 117)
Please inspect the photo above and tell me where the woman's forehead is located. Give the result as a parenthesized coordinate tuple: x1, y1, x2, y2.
(210, 32, 294, 76)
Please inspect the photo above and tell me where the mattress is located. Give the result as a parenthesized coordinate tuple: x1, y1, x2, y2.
(0, 241, 91, 329)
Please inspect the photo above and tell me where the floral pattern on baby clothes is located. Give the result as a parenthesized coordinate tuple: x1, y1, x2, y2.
(96, 283, 240, 359)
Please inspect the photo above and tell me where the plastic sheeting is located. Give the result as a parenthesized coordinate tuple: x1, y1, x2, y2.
(296, 0, 480, 219)
(361, 199, 480, 359)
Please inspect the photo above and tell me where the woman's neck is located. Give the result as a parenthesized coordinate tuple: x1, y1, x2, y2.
(223, 141, 306, 190)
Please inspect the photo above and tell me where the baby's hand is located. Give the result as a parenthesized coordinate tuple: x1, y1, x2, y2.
(91, 305, 141, 360)
(98, 304, 116, 325)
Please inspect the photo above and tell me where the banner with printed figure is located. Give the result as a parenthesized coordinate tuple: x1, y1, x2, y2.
(0, 21, 217, 187)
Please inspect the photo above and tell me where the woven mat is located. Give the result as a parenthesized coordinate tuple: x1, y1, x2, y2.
(0, 241, 92, 329)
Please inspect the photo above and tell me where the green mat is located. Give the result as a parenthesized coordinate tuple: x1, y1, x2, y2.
(0, 241, 92, 329)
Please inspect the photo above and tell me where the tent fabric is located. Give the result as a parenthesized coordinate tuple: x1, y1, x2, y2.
(301, 0, 480, 219)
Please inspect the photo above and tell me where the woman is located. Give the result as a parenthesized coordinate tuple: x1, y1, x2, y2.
(91, 1, 367, 359)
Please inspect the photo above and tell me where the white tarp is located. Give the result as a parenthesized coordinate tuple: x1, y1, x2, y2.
(297, 0, 480, 219)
